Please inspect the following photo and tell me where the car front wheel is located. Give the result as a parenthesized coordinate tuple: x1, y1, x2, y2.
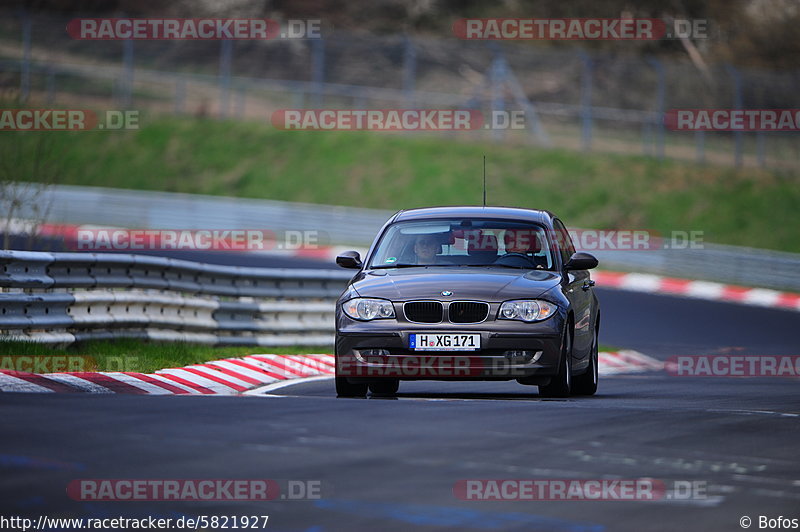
(572, 328, 598, 396)
(368, 379, 399, 396)
(335, 377, 367, 398)
(539, 324, 572, 398)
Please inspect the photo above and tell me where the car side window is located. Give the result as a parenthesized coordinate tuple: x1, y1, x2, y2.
(553, 219, 575, 266)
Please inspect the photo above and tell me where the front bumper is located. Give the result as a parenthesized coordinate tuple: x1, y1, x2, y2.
(335, 315, 565, 382)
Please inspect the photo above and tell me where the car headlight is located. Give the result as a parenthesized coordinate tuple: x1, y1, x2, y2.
(498, 300, 557, 322)
(342, 298, 396, 321)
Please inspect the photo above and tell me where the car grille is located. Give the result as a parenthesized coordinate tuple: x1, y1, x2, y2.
(449, 301, 489, 323)
(404, 301, 443, 323)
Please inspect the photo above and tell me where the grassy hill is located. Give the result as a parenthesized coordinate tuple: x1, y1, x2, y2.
(12, 116, 800, 253)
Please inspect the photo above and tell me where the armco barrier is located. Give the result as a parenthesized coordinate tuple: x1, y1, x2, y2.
(0, 250, 353, 345)
(13, 184, 800, 292)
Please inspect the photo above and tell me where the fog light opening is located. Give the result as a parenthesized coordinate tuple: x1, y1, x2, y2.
(504, 350, 540, 363)
(360, 349, 390, 357)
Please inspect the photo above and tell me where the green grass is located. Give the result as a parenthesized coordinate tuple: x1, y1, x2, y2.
(11, 116, 800, 252)
(0, 340, 329, 374)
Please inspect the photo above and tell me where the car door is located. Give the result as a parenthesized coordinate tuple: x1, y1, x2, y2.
(553, 219, 594, 366)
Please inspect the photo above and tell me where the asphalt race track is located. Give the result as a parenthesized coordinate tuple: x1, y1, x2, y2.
(1, 252, 798, 531)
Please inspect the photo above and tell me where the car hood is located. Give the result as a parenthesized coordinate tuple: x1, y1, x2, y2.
(350, 267, 562, 301)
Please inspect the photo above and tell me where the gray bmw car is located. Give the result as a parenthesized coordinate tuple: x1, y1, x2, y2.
(334, 206, 600, 398)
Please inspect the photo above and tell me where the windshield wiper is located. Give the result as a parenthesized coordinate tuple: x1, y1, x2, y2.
(370, 263, 451, 269)
(466, 263, 531, 269)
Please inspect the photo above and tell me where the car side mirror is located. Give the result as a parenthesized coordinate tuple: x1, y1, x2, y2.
(564, 252, 598, 271)
(336, 250, 363, 269)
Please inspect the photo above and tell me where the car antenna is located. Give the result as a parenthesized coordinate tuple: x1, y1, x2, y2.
(483, 155, 487, 207)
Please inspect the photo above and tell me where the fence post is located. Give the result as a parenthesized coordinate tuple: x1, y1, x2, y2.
(642, 122, 652, 156)
(20, 10, 31, 103)
(46, 66, 55, 105)
(725, 64, 744, 168)
(122, 37, 134, 107)
(174, 77, 186, 114)
(579, 51, 593, 152)
(236, 87, 246, 118)
(311, 38, 325, 107)
(695, 131, 705, 164)
(647, 57, 666, 159)
(219, 39, 233, 118)
(489, 46, 506, 142)
(402, 35, 416, 107)
(291, 90, 305, 109)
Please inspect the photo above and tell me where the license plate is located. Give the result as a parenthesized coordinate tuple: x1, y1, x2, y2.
(409, 333, 480, 351)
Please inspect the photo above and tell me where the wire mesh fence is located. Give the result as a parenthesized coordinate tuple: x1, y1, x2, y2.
(1, 10, 799, 169)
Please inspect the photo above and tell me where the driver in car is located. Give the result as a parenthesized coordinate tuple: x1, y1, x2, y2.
(413, 234, 442, 264)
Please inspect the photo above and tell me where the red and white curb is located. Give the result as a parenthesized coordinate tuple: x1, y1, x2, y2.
(0, 354, 334, 395)
(600, 350, 664, 375)
(592, 271, 800, 312)
(0, 351, 661, 395)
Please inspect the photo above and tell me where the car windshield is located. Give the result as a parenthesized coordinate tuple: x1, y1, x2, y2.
(368, 219, 555, 270)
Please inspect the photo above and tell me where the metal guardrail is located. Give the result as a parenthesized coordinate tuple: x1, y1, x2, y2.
(592, 245, 800, 293)
(16, 184, 390, 247)
(0, 250, 353, 345)
(15, 184, 800, 292)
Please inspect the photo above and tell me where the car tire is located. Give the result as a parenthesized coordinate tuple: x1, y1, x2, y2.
(539, 324, 572, 398)
(335, 377, 367, 398)
(572, 328, 598, 396)
(368, 379, 399, 396)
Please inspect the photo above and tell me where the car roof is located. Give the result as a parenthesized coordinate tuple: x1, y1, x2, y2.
(392, 206, 555, 225)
